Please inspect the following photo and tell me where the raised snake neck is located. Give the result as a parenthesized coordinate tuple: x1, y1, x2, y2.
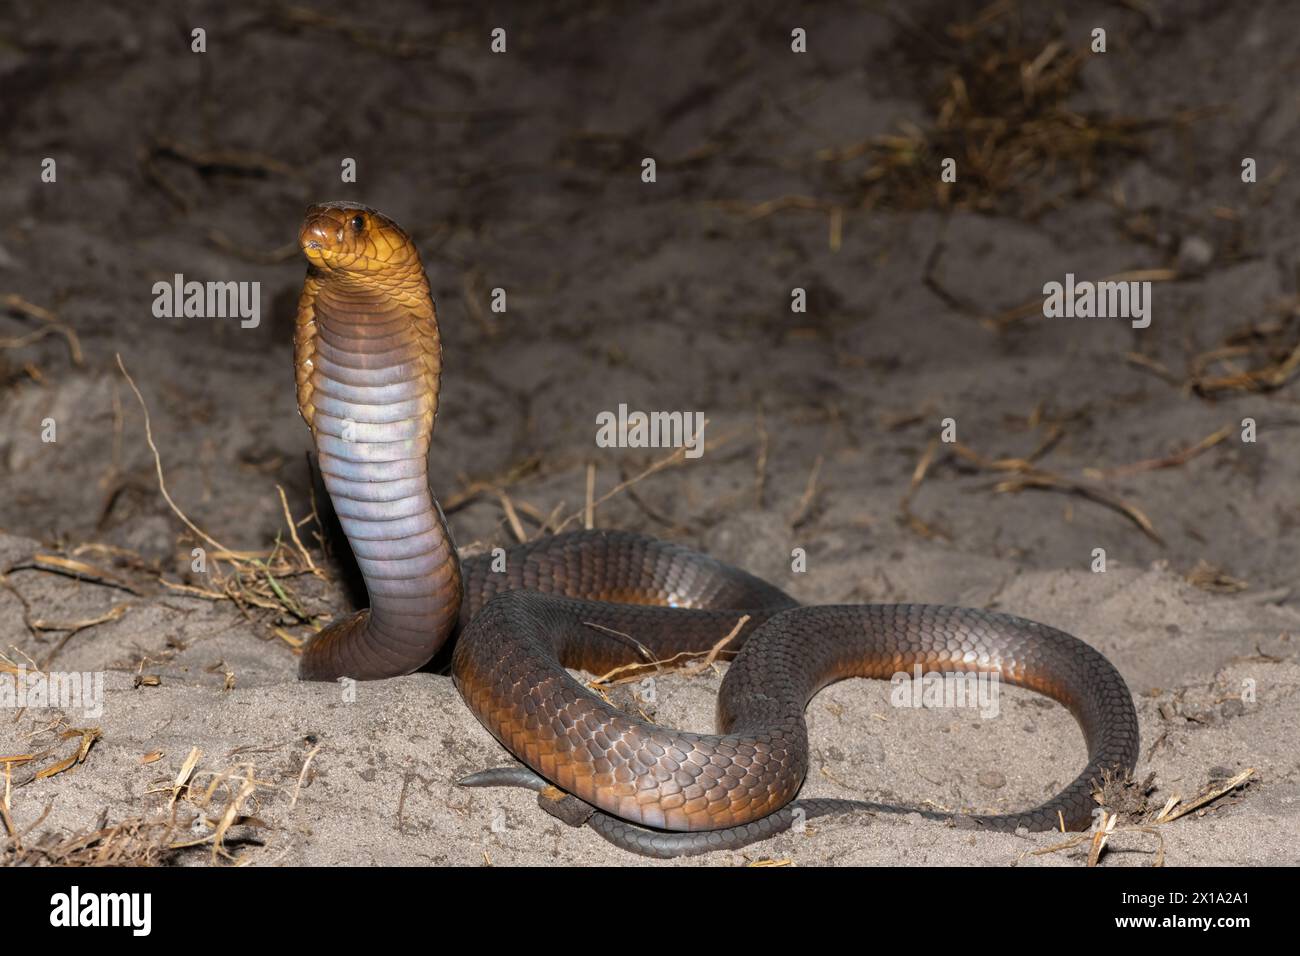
(293, 201, 1140, 856)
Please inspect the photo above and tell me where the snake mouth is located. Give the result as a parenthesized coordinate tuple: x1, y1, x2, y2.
(302, 244, 391, 273)
(301, 240, 415, 276)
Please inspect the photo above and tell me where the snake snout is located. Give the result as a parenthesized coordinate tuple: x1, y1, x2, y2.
(299, 214, 339, 252)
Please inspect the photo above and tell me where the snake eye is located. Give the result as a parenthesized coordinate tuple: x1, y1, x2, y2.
(350, 214, 365, 233)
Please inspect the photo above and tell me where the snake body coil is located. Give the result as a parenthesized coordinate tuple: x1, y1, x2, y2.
(294, 202, 1140, 856)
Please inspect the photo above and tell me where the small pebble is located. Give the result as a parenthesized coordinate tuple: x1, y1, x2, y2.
(1220, 699, 1246, 719)
(1177, 235, 1214, 274)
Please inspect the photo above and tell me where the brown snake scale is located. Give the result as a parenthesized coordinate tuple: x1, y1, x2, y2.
(292, 201, 1141, 857)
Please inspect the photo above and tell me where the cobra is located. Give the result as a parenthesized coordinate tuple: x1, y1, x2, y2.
(293, 201, 1140, 857)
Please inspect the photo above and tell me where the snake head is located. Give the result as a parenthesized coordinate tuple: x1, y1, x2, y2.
(298, 201, 419, 275)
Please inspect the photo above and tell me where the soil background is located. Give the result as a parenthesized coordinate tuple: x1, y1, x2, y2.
(1, 0, 1297, 865)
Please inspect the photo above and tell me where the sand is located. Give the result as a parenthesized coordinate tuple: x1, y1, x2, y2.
(1, 0, 1298, 866)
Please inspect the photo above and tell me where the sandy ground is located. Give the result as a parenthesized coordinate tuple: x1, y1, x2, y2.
(2, 0, 1299, 865)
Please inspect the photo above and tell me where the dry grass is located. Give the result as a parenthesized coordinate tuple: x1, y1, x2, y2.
(835, 1, 1172, 217)
(0, 357, 326, 661)
(2, 742, 278, 867)
(895, 413, 1230, 545)
(711, 1, 1189, 242)
(1187, 298, 1300, 396)
(588, 614, 750, 689)
(1186, 559, 1249, 594)
(113, 354, 326, 651)
(1121, 297, 1300, 397)
(0, 293, 85, 384)
(1022, 767, 1256, 867)
(0, 719, 102, 790)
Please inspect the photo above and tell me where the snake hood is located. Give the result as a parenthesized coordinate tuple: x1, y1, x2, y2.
(298, 201, 421, 275)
